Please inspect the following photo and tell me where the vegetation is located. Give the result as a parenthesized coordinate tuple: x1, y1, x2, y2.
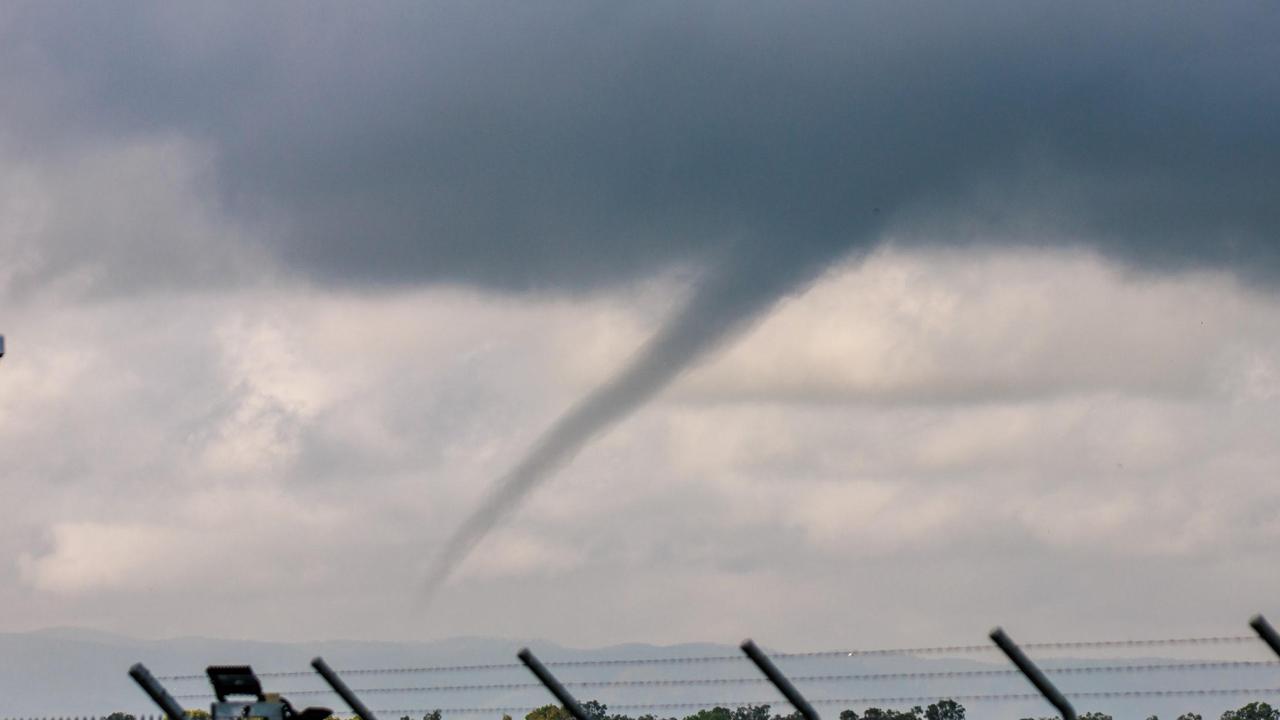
(102, 700, 1279, 720)
(457, 700, 1271, 720)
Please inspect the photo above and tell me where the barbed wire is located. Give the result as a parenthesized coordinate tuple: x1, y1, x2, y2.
(356, 686, 1280, 715)
(152, 635, 1263, 682)
(168, 660, 1280, 699)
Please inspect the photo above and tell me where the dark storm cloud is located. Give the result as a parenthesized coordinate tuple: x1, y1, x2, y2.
(6, 1, 1278, 590)
(5, 0, 1278, 291)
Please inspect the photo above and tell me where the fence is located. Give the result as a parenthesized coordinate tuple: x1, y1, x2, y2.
(7, 616, 1280, 720)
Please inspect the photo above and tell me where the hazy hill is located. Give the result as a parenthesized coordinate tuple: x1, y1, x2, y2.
(0, 628, 1274, 720)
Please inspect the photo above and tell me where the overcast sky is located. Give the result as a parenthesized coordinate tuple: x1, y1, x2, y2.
(1, 1, 1279, 650)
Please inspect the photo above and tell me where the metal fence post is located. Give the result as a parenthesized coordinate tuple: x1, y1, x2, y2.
(1250, 615, 1280, 658)
(517, 648, 591, 720)
(740, 639, 820, 720)
(312, 657, 378, 720)
(990, 627, 1077, 720)
(128, 664, 188, 720)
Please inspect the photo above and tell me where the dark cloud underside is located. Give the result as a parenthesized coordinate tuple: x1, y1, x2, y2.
(3, 1, 1277, 292)
(4, 1, 1278, 589)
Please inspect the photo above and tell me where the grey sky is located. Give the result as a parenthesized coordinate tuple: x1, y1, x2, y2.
(0, 0, 1279, 678)
(4, 249, 1280, 644)
(3, 1, 1278, 295)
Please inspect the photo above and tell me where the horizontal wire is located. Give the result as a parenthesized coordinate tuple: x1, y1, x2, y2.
(169, 660, 1280, 699)
(356, 686, 1280, 716)
(153, 635, 1263, 681)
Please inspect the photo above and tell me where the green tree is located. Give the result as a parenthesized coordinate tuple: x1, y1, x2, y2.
(1222, 703, 1280, 720)
(839, 711, 859, 720)
(581, 701, 609, 720)
(1079, 713, 1114, 720)
(859, 708, 921, 720)
(686, 708, 733, 720)
(528, 705, 572, 720)
(105, 713, 136, 720)
(1177, 714, 1203, 720)
(733, 706, 772, 720)
(925, 700, 964, 720)
(865, 708, 922, 720)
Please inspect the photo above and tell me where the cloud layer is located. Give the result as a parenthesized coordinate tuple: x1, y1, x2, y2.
(3, 248, 1279, 644)
(2, 1, 1279, 648)
(2, 1, 1278, 296)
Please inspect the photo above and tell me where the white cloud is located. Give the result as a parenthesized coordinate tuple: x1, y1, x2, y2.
(0, 134, 268, 300)
(678, 246, 1277, 403)
(2, 245, 1280, 646)
(17, 522, 179, 594)
(458, 530, 588, 581)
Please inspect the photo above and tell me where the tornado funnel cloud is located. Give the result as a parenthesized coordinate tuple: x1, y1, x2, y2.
(424, 240, 863, 595)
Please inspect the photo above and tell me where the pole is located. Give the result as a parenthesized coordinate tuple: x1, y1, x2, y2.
(128, 663, 188, 720)
(312, 657, 378, 720)
(1251, 615, 1280, 658)
(517, 648, 591, 720)
(740, 640, 820, 720)
(990, 627, 1077, 720)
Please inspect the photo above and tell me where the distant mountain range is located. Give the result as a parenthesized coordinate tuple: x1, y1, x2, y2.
(1, 628, 1274, 720)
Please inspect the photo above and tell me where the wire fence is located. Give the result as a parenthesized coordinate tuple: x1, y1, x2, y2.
(163, 660, 1280, 699)
(351, 688, 1280, 716)
(9, 628, 1280, 720)
(150, 635, 1266, 682)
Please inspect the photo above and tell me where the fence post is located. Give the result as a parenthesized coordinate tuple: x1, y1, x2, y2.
(740, 640, 820, 720)
(517, 648, 590, 720)
(990, 628, 1076, 720)
(1250, 615, 1280, 658)
(128, 664, 188, 720)
(311, 657, 378, 720)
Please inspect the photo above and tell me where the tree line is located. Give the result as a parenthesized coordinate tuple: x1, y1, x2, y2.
(98, 699, 1280, 720)
(414, 699, 1280, 720)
